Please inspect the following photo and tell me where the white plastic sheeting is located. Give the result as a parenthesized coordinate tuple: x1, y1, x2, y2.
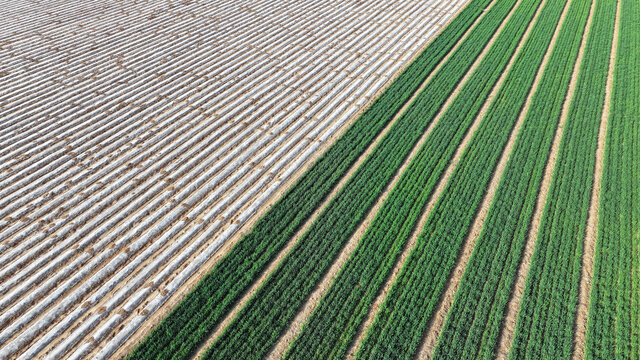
(0, 0, 468, 357)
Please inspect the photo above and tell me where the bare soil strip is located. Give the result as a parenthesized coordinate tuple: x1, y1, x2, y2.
(341, 0, 542, 356)
(494, 0, 596, 357)
(414, 0, 567, 356)
(572, 1, 619, 358)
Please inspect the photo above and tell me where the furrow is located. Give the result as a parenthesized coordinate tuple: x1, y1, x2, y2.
(571, 0, 618, 356)
(507, 0, 618, 356)
(354, 0, 573, 356)
(418, 0, 571, 356)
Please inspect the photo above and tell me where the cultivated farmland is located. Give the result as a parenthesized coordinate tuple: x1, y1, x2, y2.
(0, 0, 636, 359)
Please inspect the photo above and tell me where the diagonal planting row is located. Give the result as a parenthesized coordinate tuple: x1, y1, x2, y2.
(127, 0, 498, 358)
(572, 0, 617, 357)
(280, 0, 565, 357)
(431, 0, 592, 358)
(508, 0, 618, 357)
(351, 0, 586, 356)
(586, 0, 639, 357)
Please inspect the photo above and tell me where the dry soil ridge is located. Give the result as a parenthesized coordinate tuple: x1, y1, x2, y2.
(415, 0, 564, 355)
(494, 0, 597, 357)
(572, 0, 619, 358)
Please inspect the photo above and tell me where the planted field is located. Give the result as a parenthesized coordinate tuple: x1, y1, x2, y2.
(0, 0, 636, 359)
(585, 0, 639, 358)
(0, 0, 469, 358)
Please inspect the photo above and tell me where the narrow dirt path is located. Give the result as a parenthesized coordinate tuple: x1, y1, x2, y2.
(415, 0, 568, 356)
(494, 0, 596, 357)
(340, 0, 543, 356)
(572, 1, 619, 358)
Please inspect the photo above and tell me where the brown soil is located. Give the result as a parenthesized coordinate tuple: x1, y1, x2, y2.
(494, 0, 596, 357)
(414, 0, 559, 356)
(572, 1, 618, 358)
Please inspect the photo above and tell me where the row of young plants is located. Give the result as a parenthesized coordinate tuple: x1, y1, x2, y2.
(351, 0, 565, 356)
(126, 0, 495, 358)
(432, 0, 592, 358)
(508, 0, 618, 358)
(279, 0, 548, 356)
(280, 0, 560, 357)
(198, 0, 522, 358)
(586, 0, 639, 358)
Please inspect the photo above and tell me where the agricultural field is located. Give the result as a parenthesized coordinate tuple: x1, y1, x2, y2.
(0, 0, 636, 359)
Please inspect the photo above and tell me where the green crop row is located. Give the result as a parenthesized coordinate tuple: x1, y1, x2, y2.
(126, 0, 495, 359)
(351, 0, 571, 357)
(585, 0, 639, 358)
(198, 0, 522, 358)
(280, 0, 554, 357)
(432, 0, 591, 359)
(508, 0, 617, 358)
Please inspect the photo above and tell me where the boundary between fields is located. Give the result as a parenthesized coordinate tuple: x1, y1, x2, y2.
(183, 1, 482, 359)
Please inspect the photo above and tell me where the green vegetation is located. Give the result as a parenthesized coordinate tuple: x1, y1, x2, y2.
(431, 0, 591, 358)
(352, 0, 580, 357)
(283, 0, 568, 358)
(129, 0, 496, 358)
(586, 0, 639, 358)
(508, 0, 617, 358)
(201, 0, 526, 358)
